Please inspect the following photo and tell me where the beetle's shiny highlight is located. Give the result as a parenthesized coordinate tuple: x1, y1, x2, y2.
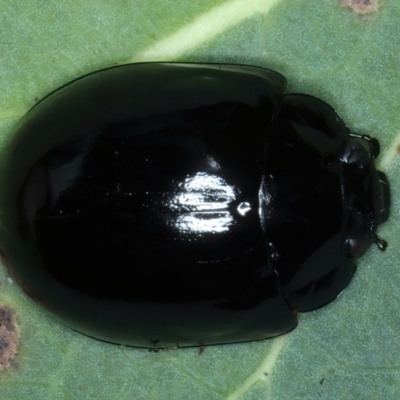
(0, 63, 390, 348)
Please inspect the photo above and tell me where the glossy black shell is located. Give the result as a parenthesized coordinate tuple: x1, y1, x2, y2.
(0, 63, 390, 348)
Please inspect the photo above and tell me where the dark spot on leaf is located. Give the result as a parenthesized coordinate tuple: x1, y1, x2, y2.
(396, 144, 400, 154)
(0, 307, 15, 332)
(0, 305, 19, 372)
(320, 378, 325, 385)
(0, 337, 8, 350)
(340, 0, 379, 14)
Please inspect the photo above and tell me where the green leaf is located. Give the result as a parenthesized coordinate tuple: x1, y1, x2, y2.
(1, 0, 399, 399)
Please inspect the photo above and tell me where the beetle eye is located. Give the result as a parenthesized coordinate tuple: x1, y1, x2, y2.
(344, 234, 373, 260)
(349, 132, 380, 159)
(344, 206, 375, 259)
(339, 140, 370, 170)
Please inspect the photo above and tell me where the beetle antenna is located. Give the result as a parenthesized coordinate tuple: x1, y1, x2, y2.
(373, 234, 388, 251)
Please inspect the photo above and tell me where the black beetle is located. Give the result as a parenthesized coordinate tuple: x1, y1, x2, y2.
(0, 63, 390, 348)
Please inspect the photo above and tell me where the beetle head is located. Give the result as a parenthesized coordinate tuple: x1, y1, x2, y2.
(260, 93, 390, 312)
(338, 137, 390, 259)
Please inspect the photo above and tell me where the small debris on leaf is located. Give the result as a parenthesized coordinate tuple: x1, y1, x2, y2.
(0, 305, 19, 372)
(340, 0, 379, 14)
(198, 343, 205, 355)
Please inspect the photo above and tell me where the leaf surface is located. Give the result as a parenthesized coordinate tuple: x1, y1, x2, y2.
(1, 1, 399, 399)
